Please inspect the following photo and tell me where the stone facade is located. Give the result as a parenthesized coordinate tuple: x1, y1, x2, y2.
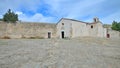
(0, 18, 119, 39)
(57, 18, 108, 38)
(0, 22, 56, 39)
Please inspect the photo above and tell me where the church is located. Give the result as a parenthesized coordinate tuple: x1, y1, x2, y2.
(56, 17, 107, 38)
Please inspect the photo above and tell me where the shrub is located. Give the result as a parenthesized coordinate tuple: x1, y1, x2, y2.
(111, 21, 120, 31)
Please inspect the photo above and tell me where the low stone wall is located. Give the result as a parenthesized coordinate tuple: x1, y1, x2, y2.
(0, 22, 56, 39)
(108, 29, 120, 38)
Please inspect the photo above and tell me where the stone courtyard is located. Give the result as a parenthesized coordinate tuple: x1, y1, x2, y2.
(0, 37, 120, 68)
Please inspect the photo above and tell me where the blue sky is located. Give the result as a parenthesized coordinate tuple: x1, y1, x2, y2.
(0, 0, 120, 24)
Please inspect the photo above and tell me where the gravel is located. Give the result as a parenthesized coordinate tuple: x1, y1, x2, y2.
(0, 37, 120, 68)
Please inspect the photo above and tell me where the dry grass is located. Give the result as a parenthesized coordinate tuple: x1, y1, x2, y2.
(28, 36, 44, 39)
(1, 36, 11, 39)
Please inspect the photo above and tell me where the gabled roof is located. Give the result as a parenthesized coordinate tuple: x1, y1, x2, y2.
(56, 18, 103, 25)
(62, 18, 88, 23)
(56, 18, 94, 25)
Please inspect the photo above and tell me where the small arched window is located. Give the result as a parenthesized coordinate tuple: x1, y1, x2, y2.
(94, 18, 97, 22)
(62, 23, 64, 25)
(91, 25, 93, 28)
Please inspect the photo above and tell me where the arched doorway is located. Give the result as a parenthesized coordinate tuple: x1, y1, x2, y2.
(48, 32, 51, 38)
(61, 31, 64, 38)
(107, 34, 110, 38)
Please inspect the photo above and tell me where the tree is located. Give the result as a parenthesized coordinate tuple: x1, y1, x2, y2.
(111, 21, 120, 31)
(3, 9, 18, 23)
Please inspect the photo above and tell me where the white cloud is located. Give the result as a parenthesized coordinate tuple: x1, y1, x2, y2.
(18, 12, 55, 23)
(44, 0, 105, 18)
(43, 0, 120, 24)
(30, 13, 55, 23)
(15, 11, 23, 15)
(65, 0, 105, 18)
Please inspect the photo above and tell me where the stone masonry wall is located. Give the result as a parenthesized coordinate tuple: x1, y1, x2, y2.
(0, 22, 56, 39)
(108, 29, 120, 38)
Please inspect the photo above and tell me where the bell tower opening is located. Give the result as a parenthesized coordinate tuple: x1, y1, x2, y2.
(93, 17, 99, 22)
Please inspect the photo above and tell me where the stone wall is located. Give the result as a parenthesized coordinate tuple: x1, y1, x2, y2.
(108, 29, 120, 38)
(0, 20, 119, 39)
(0, 22, 56, 39)
(0, 22, 7, 37)
(72, 21, 87, 37)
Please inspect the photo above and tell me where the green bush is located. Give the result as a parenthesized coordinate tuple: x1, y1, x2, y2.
(111, 21, 120, 31)
(3, 9, 18, 23)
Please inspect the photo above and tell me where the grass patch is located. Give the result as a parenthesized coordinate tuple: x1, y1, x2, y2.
(28, 36, 44, 39)
(21, 36, 44, 39)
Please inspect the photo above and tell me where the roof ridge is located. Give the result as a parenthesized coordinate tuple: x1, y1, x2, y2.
(62, 18, 90, 24)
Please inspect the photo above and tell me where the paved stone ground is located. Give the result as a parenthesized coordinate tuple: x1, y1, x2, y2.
(0, 37, 120, 68)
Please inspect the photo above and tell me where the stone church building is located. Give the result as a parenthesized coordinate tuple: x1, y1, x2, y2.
(0, 17, 119, 39)
(56, 17, 106, 38)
